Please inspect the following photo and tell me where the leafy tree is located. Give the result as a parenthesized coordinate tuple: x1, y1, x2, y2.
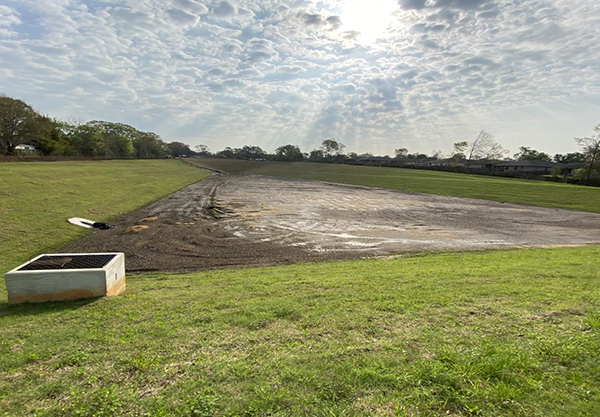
(238, 145, 267, 160)
(448, 141, 469, 166)
(194, 144, 211, 157)
(407, 152, 428, 159)
(320, 138, 345, 159)
(274, 144, 303, 161)
(87, 121, 137, 157)
(430, 150, 444, 159)
(575, 124, 600, 184)
(0, 95, 48, 155)
(167, 141, 193, 157)
(465, 130, 506, 166)
(64, 124, 105, 157)
(553, 152, 585, 163)
(452, 141, 468, 159)
(27, 116, 67, 155)
(513, 146, 551, 161)
(133, 132, 167, 158)
(394, 148, 408, 158)
(308, 149, 324, 161)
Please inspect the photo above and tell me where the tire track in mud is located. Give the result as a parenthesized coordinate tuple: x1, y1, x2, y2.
(62, 173, 600, 272)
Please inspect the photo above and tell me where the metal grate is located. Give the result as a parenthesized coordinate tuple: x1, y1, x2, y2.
(18, 254, 117, 271)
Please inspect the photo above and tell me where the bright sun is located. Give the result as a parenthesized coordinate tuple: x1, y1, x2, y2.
(340, 0, 398, 44)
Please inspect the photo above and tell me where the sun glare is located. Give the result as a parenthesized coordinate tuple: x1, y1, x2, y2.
(340, 0, 398, 44)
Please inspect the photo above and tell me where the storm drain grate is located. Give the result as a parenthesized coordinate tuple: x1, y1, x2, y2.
(18, 254, 117, 271)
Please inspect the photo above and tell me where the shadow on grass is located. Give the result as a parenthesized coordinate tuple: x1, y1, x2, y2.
(0, 297, 102, 318)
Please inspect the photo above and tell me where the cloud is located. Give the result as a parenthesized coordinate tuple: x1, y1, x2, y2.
(399, 0, 490, 10)
(248, 51, 275, 62)
(174, 0, 209, 14)
(300, 11, 342, 30)
(0, 5, 21, 27)
(398, 0, 427, 9)
(1, 0, 599, 157)
(212, 1, 237, 17)
(166, 9, 200, 27)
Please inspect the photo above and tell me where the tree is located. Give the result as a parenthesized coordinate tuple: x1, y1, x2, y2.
(430, 150, 444, 159)
(394, 148, 408, 158)
(194, 144, 211, 157)
(451, 141, 468, 158)
(449, 141, 468, 166)
(238, 145, 267, 160)
(0, 95, 45, 155)
(465, 130, 506, 166)
(28, 116, 66, 155)
(133, 132, 167, 158)
(216, 147, 234, 158)
(513, 146, 551, 161)
(320, 138, 345, 159)
(575, 124, 600, 184)
(58, 122, 104, 157)
(87, 121, 137, 157)
(308, 149, 324, 161)
(274, 144, 303, 161)
(167, 141, 193, 157)
(553, 152, 585, 163)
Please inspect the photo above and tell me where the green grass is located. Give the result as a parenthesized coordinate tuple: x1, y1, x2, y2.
(190, 159, 600, 213)
(0, 160, 208, 273)
(1, 247, 599, 416)
(1, 159, 599, 415)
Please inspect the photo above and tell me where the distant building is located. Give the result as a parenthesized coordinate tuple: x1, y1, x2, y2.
(464, 159, 498, 170)
(395, 158, 437, 167)
(15, 144, 37, 154)
(494, 160, 562, 174)
(427, 159, 497, 170)
(427, 158, 452, 167)
(562, 162, 586, 176)
(355, 156, 394, 165)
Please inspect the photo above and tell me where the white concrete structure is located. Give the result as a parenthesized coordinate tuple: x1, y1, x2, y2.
(5, 253, 126, 304)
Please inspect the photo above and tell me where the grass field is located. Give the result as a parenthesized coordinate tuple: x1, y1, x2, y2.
(189, 159, 600, 213)
(0, 160, 208, 273)
(1, 160, 599, 415)
(1, 247, 599, 416)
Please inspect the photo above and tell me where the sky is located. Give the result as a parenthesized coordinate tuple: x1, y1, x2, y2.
(1, 0, 599, 156)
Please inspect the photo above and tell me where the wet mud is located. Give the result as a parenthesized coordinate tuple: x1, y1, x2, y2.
(63, 173, 600, 272)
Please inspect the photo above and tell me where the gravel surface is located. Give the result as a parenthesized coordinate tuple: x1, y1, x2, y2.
(63, 173, 600, 272)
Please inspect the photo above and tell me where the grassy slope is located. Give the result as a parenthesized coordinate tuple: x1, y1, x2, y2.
(1, 247, 599, 416)
(190, 159, 600, 213)
(0, 160, 209, 273)
(1, 159, 599, 415)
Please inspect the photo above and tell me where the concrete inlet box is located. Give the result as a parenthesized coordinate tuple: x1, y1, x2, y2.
(5, 253, 126, 304)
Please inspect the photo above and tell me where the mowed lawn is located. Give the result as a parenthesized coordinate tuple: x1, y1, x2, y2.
(189, 159, 600, 213)
(0, 160, 208, 273)
(1, 160, 599, 415)
(0, 248, 599, 416)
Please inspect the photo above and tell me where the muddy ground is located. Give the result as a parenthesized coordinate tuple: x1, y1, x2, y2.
(63, 173, 600, 272)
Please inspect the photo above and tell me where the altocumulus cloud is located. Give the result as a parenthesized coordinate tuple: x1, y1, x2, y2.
(1, 0, 600, 154)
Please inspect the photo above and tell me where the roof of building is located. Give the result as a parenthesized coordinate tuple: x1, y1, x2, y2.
(356, 157, 393, 161)
(563, 162, 586, 169)
(495, 160, 562, 167)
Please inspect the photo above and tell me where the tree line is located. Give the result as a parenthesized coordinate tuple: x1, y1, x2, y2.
(0, 94, 194, 158)
(1, 94, 598, 182)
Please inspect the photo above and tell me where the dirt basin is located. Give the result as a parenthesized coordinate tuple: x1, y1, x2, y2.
(63, 173, 600, 272)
